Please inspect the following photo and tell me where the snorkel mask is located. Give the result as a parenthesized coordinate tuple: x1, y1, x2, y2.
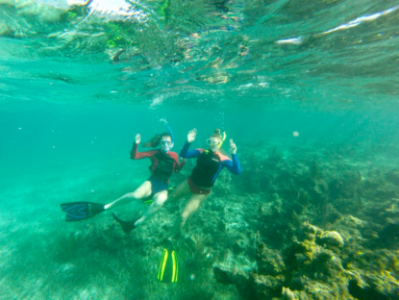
(160, 125, 175, 152)
(206, 130, 226, 152)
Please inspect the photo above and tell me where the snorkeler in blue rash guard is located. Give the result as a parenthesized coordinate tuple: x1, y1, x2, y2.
(166, 128, 241, 238)
(180, 129, 241, 187)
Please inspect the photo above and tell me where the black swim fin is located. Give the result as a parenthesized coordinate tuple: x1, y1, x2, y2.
(112, 212, 138, 234)
(60, 202, 105, 222)
(157, 239, 178, 283)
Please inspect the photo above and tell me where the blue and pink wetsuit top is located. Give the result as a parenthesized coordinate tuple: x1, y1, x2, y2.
(180, 141, 241, 189)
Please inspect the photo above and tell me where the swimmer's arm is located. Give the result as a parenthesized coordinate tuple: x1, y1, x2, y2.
(180, 142, 202, 158)
(222, 154, 241, 175)
(130, 143, 158, 160)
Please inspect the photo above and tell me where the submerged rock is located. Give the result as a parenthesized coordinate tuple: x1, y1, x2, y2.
(256, 242, 286, 275)
(345, 249, 399, 299)
(211, 147, 399, 299)
(302, 222, 319, 242)
(281, 287, 297, 300)
(215, 222, 354, 299)
(319, 231, 345, 247)
(233, 239, 247, 254)
(348, 277, 399, 300)
(213, 265, 254, 298)
(251, 273, 285, 299)
(213, 265, 234, 284)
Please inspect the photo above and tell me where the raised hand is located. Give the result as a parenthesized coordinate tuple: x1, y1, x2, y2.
(187, 128, 197, 143)
(229, 139, 237, 154)
(135, 134, 141, 144)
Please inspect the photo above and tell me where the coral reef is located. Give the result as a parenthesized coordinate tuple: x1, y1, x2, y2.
(3, 143, 399, 299)
(210, 144, 399, 299)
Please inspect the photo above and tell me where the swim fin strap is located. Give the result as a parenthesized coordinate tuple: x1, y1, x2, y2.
(157, 240, 178, 283)
(60, 202, 105, 222)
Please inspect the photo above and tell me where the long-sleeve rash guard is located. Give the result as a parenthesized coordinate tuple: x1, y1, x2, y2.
(131, 143, 185, 183)
(180, 142, 241, 188)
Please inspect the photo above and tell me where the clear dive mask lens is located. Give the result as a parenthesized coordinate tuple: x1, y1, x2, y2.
(160, 139, 173, 148)
(206, 138, 221, 147)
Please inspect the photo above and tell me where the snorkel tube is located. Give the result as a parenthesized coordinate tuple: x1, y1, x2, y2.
(219, 130, 226, 148)
(165, 125, 174, 151)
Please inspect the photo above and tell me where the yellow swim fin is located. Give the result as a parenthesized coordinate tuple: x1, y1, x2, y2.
(157, 239, 178, 283)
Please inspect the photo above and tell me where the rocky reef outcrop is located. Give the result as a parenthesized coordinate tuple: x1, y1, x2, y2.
(210, 144, 399, 300)
(214, 221, 399, 299)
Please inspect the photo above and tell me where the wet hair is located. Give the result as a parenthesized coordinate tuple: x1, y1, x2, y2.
(143, 133, 172, 148)
(209, 129, 223, 141)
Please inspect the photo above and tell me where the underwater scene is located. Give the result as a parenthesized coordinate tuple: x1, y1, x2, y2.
(1, 0, 399, 299)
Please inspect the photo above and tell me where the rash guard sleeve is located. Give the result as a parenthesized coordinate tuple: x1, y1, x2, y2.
(180, 142, 203, 158)
(222, 154, 241, 175)
(130, 143, 159, 160)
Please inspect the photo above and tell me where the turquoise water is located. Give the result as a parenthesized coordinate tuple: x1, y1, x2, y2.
(1, 0, 399, 299)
